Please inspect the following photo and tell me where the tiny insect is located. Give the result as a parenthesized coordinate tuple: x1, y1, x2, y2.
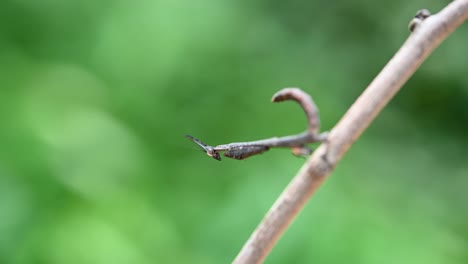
(185, 135, 221, 161)
(184, 88, 326, 161)
(186, 134, 272, 161)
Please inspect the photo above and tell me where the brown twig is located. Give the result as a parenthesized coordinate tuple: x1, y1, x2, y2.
(233, 1, 468, 263)
(271, 88, 320, 134)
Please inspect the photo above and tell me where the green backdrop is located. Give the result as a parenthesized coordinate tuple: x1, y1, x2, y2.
(0, 0, 467, 263)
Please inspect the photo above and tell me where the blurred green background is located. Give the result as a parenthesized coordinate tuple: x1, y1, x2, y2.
(1, 0, 467, 263)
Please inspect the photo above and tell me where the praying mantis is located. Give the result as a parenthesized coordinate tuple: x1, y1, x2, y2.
(185, 88, 327, 161)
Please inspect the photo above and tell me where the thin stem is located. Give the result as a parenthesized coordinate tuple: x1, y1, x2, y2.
(233, 1, 468, 263)
(271, 88, 320, 134)
(214, 87, 325, 150)
(214, 132, 326, 150)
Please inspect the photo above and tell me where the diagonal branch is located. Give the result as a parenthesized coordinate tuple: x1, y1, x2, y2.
(233, 1, 468, 263)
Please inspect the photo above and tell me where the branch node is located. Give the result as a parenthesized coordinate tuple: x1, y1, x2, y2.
(409, 9, 432, 32)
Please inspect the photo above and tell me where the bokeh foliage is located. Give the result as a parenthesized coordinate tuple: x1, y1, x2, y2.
(0, 0, 467, 263)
